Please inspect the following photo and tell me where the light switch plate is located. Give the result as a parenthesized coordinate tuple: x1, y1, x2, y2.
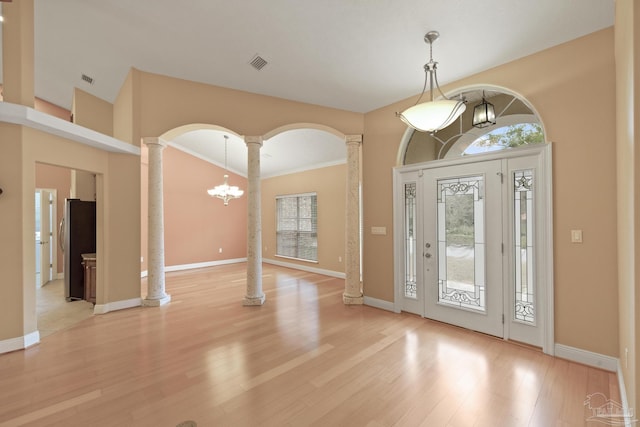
(571, 229, 583, 243)
(371, 226, 387, 235)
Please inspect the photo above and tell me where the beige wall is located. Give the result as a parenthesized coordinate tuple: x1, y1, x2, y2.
(137, 70, 365, 139)
(0, 124, 28, 340)
(262, 164, 347, 273)
(113, 69, 138, 145)
(363, 28, 619, 357)
(1, 0, 34, 108)
(72, 88, 114, 136)
(163, 146, 248, 266)
(72, 170, 96, 201)
(615, 0, 639, 414)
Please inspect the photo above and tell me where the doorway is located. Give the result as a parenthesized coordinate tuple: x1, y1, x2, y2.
(35, 166, 96, 338)
(35, 188, 56, 287)
(393, 144, 553, 352)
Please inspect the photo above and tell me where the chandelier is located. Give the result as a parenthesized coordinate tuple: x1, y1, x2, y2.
(398, 31, 466, 133)
(207, 135, 244, 206)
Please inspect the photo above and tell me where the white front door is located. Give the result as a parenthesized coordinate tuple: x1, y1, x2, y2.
(394, 145, 552, 351)
(423, 160, 504, 337)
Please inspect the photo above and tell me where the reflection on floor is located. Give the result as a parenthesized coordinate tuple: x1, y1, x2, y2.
(36, 279, 94, 338)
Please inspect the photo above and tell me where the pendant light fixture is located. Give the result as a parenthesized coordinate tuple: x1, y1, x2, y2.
(398, 31, 466, 133)
(207, 135, 244, 206)
(472, 91, 496, 128)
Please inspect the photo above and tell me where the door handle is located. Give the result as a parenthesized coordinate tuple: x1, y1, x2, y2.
(424, 252, 432, 258)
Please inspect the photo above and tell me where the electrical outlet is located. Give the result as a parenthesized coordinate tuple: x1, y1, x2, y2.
(338, 256, 342, 262)
(219, 248, 223, 253)
(140, 256, 144, 263)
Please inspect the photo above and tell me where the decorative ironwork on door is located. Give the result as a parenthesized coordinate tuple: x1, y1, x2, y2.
(404, 182, 417, 299)
(514, 170, 535, 323)
(436, 175, 486, 312)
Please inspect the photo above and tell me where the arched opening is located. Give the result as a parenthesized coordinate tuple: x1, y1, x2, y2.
(148, 123, 349, 277)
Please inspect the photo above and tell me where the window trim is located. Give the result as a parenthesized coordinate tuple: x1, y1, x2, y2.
(275, 192, 318, 263)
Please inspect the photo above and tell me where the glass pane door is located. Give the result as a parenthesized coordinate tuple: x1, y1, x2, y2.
(423, 160, 504, 338)
(437, 175, 486, 312)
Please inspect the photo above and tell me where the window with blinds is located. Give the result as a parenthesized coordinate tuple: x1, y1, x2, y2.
(276, 193, 318, 262)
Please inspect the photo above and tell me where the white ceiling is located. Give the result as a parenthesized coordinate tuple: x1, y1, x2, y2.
(0, 0, 615, 176)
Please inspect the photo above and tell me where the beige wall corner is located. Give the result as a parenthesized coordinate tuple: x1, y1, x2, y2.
(1, 0, 35, 107)
(72, 88, 114, 136)
(104, 153, 141, 302)
(0, 124, 27, 342)
(615, 0, 639, 416)
(113, 68, 141, 146)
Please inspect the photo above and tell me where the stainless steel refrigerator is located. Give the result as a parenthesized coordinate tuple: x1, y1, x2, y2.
(63, 199, 96, 301)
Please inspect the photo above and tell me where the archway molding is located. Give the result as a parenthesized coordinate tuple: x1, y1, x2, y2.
(395, 83, 547, 165)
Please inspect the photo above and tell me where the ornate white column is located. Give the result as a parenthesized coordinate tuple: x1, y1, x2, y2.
(344, 134, 363, 304)
(244, 136, 266, 306)
(143, 137, 171, 306)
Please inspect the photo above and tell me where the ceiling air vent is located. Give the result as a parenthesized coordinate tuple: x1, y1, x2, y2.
(249, 55, 268, 71)
(81, 73, 94, 85)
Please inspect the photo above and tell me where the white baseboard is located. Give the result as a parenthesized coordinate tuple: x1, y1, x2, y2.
(263, 258, 345, 279)
(554, 343, 618, 372)
(0, 331, 40, 355)
(94, 297, 142, 315)
(165, 258, 247, 272)
(141, 258, 248, 278)
(617, 360, 634, 427)
(363, 296, 394, 312)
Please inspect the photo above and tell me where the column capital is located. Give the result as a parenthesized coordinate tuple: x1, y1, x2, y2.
(345, 134, 362, 145)
(142, 137, 168, 148)
(244, 136, 263, 147)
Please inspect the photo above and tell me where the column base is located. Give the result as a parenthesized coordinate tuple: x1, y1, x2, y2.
(143, 294, 171, 307)
(243, 294, 266, 306)
(343, 293, 364, 305)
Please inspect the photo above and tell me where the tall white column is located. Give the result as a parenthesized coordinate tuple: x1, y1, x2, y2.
(244, 136, 265, 306)
(344, 135, 363, 304)
(143, 137, 171, 306)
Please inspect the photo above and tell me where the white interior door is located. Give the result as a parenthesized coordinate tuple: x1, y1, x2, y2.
(422, 160, 504, 337)
(37, 189, 54, 286)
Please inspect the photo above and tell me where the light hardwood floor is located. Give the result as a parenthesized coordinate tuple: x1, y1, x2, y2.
(36, 279, 95, 338)
(1, 264, 621, 426)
